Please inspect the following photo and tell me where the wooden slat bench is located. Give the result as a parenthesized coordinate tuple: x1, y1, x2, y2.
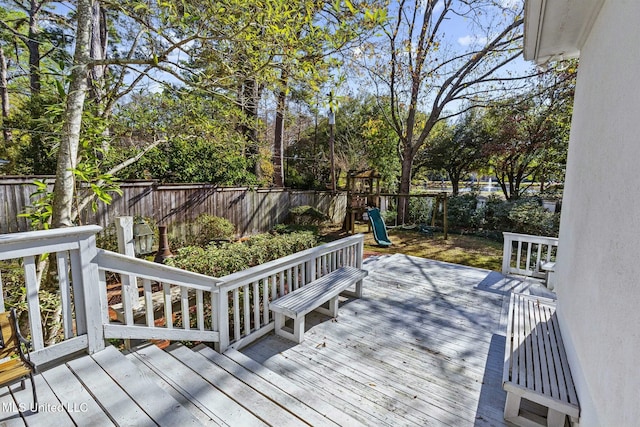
(503, 293, 580, 427)
(269, 266, 367, 343)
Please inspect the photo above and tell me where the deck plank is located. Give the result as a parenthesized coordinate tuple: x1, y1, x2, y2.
(125, 352, 220, 426)
(91, 346, 203, 427)
(243, 254, 523, 427)
(40, 363, 115, 427)
(221, 347, 367, 427)
(8, 372, 75, 426)
(167, 344, 303, 427)
(194, 345, 346, 427)
(0, 385, 25, 426)
(130, 343, 267, 427)
(66, 353, 155, 426)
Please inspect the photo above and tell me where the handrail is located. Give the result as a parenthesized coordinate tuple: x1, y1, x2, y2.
(502, 232, 559, 279)
(215, 234, 364, 352)
(0, 225, 105, 366)
(0, 227, 365, 364)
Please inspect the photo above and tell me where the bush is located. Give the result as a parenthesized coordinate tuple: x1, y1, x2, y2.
(483, 195, 560, 237)
(288, 206, 328, 226)
(508, 201, 559, 237)
(408, 197, 433, 224)
(167, 231, 318, 277)
(446, 194, 482, 229)
(171, 214, 236, 249)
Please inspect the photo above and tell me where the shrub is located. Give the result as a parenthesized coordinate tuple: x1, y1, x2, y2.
(446, 194, 482, 229)
(508, 201, 559, 237)
(288, 205, 328, 226)
(171, 214, 236, 249)
(167, 231, 317, 277)
(408, 197, 433, 224)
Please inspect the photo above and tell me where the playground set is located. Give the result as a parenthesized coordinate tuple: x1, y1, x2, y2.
(343, 169, 449, 247)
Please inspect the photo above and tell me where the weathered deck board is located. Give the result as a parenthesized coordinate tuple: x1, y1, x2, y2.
(220, 347, 367, 427)
(194, 345, 350, 427)
(129, 343, 267, 427)
(242, 253, 531, 427)
(166, 344, 304, 427)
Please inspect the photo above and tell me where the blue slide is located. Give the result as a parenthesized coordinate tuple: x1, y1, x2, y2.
(367, 208, 392, 247)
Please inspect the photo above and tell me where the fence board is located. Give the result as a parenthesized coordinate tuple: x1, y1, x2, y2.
(0, 177, 346, 239)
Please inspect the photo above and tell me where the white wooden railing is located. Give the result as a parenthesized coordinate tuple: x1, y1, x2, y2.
(502, 232, 558, 279)
(0, 226, 363, 364)
(215, 234, 364, 352)
(0, 226, 105, 365)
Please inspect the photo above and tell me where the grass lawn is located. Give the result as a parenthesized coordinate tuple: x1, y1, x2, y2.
(320, 223, 504, 272)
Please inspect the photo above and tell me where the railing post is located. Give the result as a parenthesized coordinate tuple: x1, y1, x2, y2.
(77, 232, 106, 354)
(502, 232, 513, 275)
(115, 216, 141, 315)
(215, 287, 229, 353)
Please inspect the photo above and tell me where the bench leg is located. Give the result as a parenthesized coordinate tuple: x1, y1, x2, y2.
(274, 312, 306, 343)
(504, 392, 521, 420)
(293, 316, 305, 343)
(547, 408, 566, 427)
(354, 279, 363, 298)
(315, 297, 339, 318)
(341, 280, 364, 299)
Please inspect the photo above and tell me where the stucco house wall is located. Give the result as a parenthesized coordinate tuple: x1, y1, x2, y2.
(555, 1, 640, 425)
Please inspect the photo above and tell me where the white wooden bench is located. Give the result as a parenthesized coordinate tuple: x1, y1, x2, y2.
(269, 266, 367, 343)
(503, 293, 580, 427)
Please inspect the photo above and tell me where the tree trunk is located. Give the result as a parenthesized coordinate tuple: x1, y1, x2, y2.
(273, 72, 288, 187)
(0, 47, 10, 147)
(397, 147, 413, 224)
(28, 0, 42, 96)
(89, 1, 108, 105)
(51, 0, 93, 228)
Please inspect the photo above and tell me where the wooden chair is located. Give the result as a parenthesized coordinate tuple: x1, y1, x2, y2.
(0, 309, 37, 409)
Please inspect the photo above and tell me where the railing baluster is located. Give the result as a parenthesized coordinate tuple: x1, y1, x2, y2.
(271, 274, 277, 300)
(163, 283, 173, 329)
(233, 289, 241, 342)
(286, 268, 292, 293)
(516, 241, 523, 271)
(181, 287, 190, 330)
(262, 278, 269, 325)
(525, 242, 533, 273)
(196, 290, 204, 331)
(143, 279, 153, 327)
(279, 271, 285, 296)
(243, 284, 250, 335)
(252, 281, 260, 330)
(56, 252, 73, 339)
(24, 255, 44, 350)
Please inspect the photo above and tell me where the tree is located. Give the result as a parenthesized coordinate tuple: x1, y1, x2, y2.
(285, 95, 399, 190)
(355, 0, 527, 222)
(414, 111, 485, 195)
(50, 0, 93, 228)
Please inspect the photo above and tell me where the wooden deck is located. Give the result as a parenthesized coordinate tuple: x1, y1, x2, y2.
(0, 253, 551, 426)
(242, 253, 553, 427)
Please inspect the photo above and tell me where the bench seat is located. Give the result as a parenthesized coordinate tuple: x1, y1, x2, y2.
(503, 293, 580, 427)
(269, 266, 367, 343)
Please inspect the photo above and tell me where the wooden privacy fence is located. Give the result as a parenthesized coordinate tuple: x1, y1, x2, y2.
(0, 177, 347, 237)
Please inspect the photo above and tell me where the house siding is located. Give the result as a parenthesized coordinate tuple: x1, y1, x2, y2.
(556, 1, 640, 425)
